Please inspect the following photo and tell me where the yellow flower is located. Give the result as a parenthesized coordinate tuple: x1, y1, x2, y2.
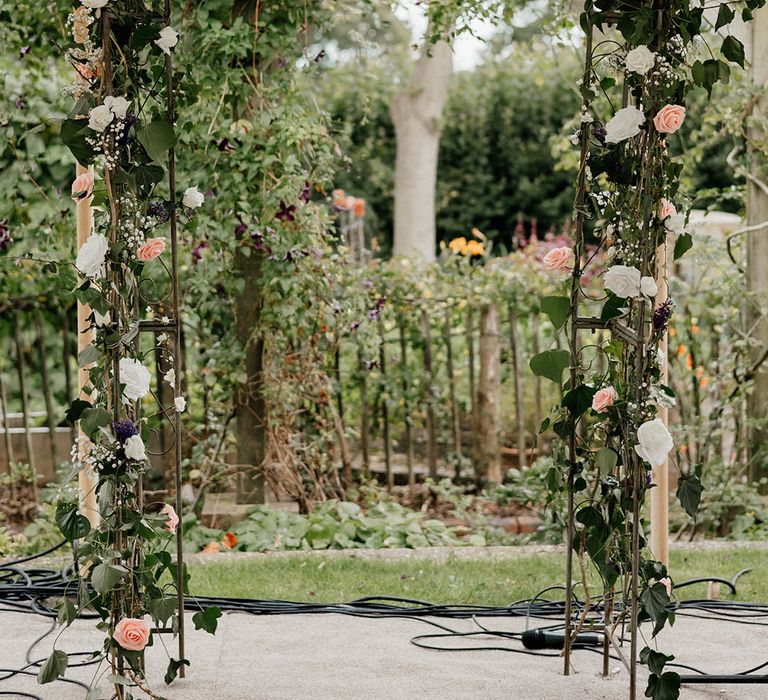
(448, 237, 467, 254)
(464, 240, 485, 257)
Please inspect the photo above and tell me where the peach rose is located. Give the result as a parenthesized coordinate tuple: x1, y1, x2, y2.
(114, 617, 151, 651)
(160, 503, 179, 534)
(660, 199, 676, 220)
(592, 386, 618, 412)
(542, 246, 574, 271)
(222, 531, 238, 549)
(353, 198, 366, 218)
(137, 237, 166, 261)
(653, 105, 686, 134)
(71, 172, 94, 201)
(659, 576, 673, 597)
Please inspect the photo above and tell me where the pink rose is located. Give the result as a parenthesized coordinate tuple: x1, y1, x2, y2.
(137, 237, 166, 262)
(653, 105, 686, 134)
(660, 199, 676, 220)
(161, 503, 179, 534)
(114, 617, 151, 651)
(71, 172, 94, 201)
(542, 246, 574, 271)
(592, 386, 617, 413)
(659, 576, 672, 597)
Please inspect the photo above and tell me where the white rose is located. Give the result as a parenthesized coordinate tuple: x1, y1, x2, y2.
(119, 358, 152, 402)
(164, 368, 175, 385)
(604, 106, 646, 144)
(124, 434, 147, 461)
(104, 95, 130, 120)
(82, 0, 108, 7)
(76, 233, 109, 278)
(182, 186, 204, 209)
(640, 276, 658, 298)
(604, 264, 642, 298)
(625, 46, 655, 75)
(634, 418, 674, 467)
(88, 104, 114, 133)
(174, 396, 186, 413)
(93, 309, 111, 327)
(155, 26, 179, 55)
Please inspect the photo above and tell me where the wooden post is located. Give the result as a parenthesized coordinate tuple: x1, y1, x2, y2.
(398, 321, 415, 490)
(13, 315, 37, 502)
(477, 303, 502, 483)
(420, 308, 438, 480)
(377, 316, 392, 490)
(0, 365, 13, 468)
(76, 161, 99, 528)
(35, 311, 58, 468)
(358, 345, 370, 478)
(507, 305, 526, 469)
(466, 307, 476, 441)
(650, 235, 671, 565)
(443, 306, 462, 473)
(62, 308, 75, 446)
(531, 313, 543, 434)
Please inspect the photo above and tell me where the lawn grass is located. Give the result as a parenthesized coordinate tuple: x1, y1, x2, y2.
(188, 546, 768, 605)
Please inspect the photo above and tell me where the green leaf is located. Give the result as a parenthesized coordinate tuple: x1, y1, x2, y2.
(37, 649, 68, 684)
(85, 687, 106, 700)
(715, 4, 734, 29)
(640, 646, 676, 676)
(673, 232, 692, 261)
(676, 473, 703, 519)
(576, 505, 604, 528)
(595, 447, 618, 474)
(721, 35, 745, 67)
(540, 296, 571, 330)
(192, 606, 222, 635)
(78, 344, 101, 368)
(600, 293, 627, 324)
(640, 582, 670, 626)
(691, 60, 705, 87)
(55, 502, 91, 542)
(136, 120, 176, 163)
(91, 562, 127, 596)
(134, 164, 165, 194)
(529, 349, 570, 385)
(80, 407, 112, 438)
(644, 671, 681, 700)
(562, 384, 597, 418)
(60, 118, 94, 165)
(164, 657, 190, 685)
(148, 596, 178, 626)
(65, 399, 92, 425)
(56, 598, 77, 627)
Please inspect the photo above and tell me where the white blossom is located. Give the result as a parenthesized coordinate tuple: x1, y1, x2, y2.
(155, 26, 179, 56)
(640, 276, 658, 298)
(76, 233, 108, 278)
(174, 396, 186, 413)
(124, 435, 147, 461)
(119, 358, 152, 402)
(604, 264, 642, 298)
(104, 95, 130, 120)
(625, 45, 656, 75)
(88, 104, 114, 133)
(635, 418, 674, 467)
(604, 106, 646, 144)
(182, 186, 204, 209)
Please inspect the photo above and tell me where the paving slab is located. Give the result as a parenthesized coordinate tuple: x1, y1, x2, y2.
(1, 607, 765, 699)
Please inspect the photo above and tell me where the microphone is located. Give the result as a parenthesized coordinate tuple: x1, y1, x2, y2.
(521, 628, 603, 650)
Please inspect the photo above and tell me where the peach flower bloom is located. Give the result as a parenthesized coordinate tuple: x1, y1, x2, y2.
(331, 189, 345, 206)
(137, 237, 166, 261)
(222, 531, 238, 549)
(592, 386, 618, 413)
(71, 172, 94, 201)
(201, 541, 221, 554)
(659, 577, 673, 596)
(542, 246, 574, 271)
(660, 199, 676, 219)
(160, 503, 179, 534)
(353, 198, 366, 218)
(114, 617, 151, 651)
(653, 105, 686, 134)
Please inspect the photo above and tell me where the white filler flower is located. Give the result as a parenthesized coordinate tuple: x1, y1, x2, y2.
(76, 233, 109, 278)
(635, 418, 674, 467)
(119, 358, 152, 402)
(87, 104, 114, 133)
(104, 95, 131, 120)
(124, 435, 147, 461)
(174, 396, 186, 413)
(625, 45, 655, 75)
(182, 186, 205, 209)
(604, 265, 642, 298)
(604, 106, 646, 144)
(155, 26, 179, 55)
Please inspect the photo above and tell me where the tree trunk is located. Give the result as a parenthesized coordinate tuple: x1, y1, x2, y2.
(234, 249, 266, 504)
(747, 8, 768, 489)
(476, 303, 501, 483)
(390, 35, 453, 261)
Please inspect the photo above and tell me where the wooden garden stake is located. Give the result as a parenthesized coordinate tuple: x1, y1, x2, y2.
(508, 305, 525, 469)
(13, 315, 37, 503)
(420, 308, 438, 480)
(0, 365, 13, 468)
(398, 320, 415, 491)
(443, 306, 462, 473)
(35, 311, 58, 467)
(357, 345, 370, 478)
(466, 307, 477, 435)
(377, 315, 392, 490)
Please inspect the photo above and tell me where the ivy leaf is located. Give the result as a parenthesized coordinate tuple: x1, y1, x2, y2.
(640, 646, 676, 676)
(148, 596, 178, 626)
(91, 563, 127, 596)
(576, 505, 604, 528)
(192, 606, 222, 635)
(644, 671, 681, 700)
(37, 649, 68, 684)
(85, 687, 106, 700)
(529, 349, 570, 385)
(56, 598, 77, 627)
(673, 232, 692, 261)
(55, 502, 91, 541)
(78, 344, 101, 368)
(80, 407, 112, 438)
(640, 582, 670, 627)
(715, 4, 734, 29)
(136, 120, 176, 163)
(600, 293, 627, 324)
(562, 384, 597, 418)
(134, 164, 165, 194)
(164, 658, 190, 685)
(595, 447, 618, 475)
(721, 35, 745, 67)
(540, 296, 571, 330)
(60, 118, 94, 165)
(676, 473, 703, 519)
(65, 399, 92, 425)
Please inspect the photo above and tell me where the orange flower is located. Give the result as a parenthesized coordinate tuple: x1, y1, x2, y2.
(694, 365, 705, 379)
(201, 541, 221, 554)
(669, 327, 677, 337)
(685, 354, 693, 370)
(691, 325, 700, 334)
(676, 344, 687, 357)
(464, 240, 485, 257)
(448, 237, 467, 254)
(331, 189, 345, 206)
(699, 377, 709, 389)
(353, 198, 366, 218)
(223, 532, 238, 549)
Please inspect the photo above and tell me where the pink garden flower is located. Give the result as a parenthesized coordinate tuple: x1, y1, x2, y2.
(653, 105, 686, 134)
(113, 617, 151, 651)
(71, 172, 94, 201)
(592, 386, 618, 413)
(659, 577, 673, 597)
(660, 199, 676, 220)
(137, 237, 166, 261)
(161, 503, 179, 534)
(542, 246, 574, 271)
